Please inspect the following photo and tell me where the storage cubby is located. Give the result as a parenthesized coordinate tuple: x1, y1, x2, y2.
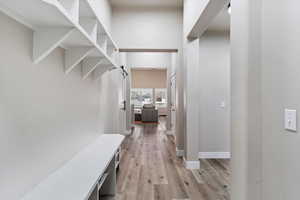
(87, 155, 116, 200)
(98, 157, 116, 200)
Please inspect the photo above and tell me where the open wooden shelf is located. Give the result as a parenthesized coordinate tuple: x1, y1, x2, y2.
(0, 0, 119, 80)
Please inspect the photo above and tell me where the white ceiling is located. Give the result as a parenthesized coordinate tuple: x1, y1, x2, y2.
(109, 0, 183, 8)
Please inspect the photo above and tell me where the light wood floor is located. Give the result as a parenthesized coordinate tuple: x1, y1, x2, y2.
(116, 118, 230, 200)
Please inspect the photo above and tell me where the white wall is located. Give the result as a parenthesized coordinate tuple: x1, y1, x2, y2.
(98, 70, 125, 134)
(112, 6, 183, 49)
(261, 1, 300, 199)
(198, 31, 230, 154)
(0, 1, 124, 198)
(126, 52, 171, 69)
(230, 0, 262, 199)
(231, 0, 300, 199)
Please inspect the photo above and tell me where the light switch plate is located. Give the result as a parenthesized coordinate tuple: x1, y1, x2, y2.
(220, 101, 226, 108)
(285, 109, 297, 132)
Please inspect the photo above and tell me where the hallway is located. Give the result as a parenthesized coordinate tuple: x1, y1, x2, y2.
(116, 118, 230, 200)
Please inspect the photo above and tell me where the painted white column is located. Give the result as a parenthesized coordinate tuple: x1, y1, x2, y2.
(184, 38, 200, 169)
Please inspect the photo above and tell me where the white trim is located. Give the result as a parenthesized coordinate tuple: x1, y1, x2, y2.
(184, 158, 200, 170)
(198, 152, 231, 159)
(176, 148, 184, 157)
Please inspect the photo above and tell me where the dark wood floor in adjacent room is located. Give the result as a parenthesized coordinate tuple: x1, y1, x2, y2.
(116, 118, 230, 200)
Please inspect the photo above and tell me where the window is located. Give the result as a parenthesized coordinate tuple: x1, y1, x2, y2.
(131, 88, 153, 107)
(155, 88, 167, 108)
(131, 88, 167, 109)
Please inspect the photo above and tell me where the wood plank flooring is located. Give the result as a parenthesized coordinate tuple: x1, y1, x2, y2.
(116, 118, 230, 200)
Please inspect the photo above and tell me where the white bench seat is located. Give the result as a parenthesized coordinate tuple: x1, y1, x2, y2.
(21, 134, 124, 200)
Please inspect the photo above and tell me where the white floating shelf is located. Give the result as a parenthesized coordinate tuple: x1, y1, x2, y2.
(0, 0, 119, 79)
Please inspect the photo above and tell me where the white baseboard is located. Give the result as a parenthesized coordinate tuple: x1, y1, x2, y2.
(198, 152, 231, 159)
(176, 148, 184, 157)
(184, 158, 200, 170)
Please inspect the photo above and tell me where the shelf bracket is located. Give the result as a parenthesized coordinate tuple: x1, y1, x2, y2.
(65, 47, 94, 74)
(82, 57, 104, 80)
(93, 65, 110, 80)
(33, 27, 74, 64)
(57, 0, 79, 23)
(80, 18, 98, 43)
(97, 34, 107, 53)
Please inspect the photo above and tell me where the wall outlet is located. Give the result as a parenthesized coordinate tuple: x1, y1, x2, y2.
(284, 109, 297, 132)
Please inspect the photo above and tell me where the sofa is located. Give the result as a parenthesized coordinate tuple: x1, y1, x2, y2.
(141, 104, 158, 123)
